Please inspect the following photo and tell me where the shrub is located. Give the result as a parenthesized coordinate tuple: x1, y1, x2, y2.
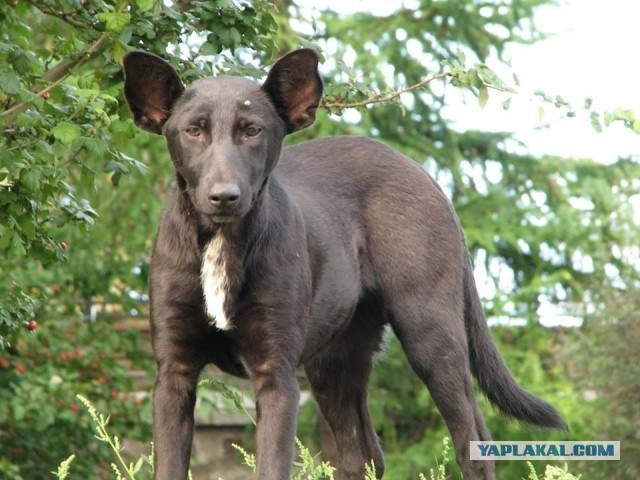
(0, 315, 151, 479)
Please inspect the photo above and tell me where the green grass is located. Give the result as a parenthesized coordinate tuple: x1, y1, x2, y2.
(55, 393, 579, 480)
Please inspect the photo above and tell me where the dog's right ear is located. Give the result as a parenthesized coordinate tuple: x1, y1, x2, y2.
(123, 52, 185, 134)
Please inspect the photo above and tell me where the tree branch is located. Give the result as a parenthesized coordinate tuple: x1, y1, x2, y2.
(27, 1, 88, 29)
(322, 72, 451, 110)
(0, 1, 129, 129)
(1, 40, 103, 121)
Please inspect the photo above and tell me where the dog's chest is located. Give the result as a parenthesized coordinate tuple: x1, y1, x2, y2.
(200, 235, 237, 330)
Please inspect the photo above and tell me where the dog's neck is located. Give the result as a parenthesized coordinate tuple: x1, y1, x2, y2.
(183, 175, 286, 330)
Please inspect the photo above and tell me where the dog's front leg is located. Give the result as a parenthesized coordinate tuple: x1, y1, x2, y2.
(152, 362, 200, 480)
(250, 364, 300, 479)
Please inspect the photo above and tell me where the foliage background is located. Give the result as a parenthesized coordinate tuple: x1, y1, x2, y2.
(1, 0, 638, 478)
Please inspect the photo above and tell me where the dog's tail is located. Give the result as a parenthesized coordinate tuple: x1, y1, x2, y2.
(463, 259, 567, 430)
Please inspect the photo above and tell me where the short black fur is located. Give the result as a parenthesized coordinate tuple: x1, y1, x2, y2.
(123, 49, 566, 480)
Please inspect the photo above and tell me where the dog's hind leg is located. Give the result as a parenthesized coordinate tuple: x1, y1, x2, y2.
(304, 297, 386, 480)
(389, 292, 495, 480)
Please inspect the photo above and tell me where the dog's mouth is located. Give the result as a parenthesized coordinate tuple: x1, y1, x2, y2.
(198, 204, 250, 223)
(207, 213, 240, 223)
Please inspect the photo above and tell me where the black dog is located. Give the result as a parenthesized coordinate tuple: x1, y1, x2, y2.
(123, 49, 566, 480)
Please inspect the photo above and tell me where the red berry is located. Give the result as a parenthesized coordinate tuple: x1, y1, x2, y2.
(27, 320, 37, 332)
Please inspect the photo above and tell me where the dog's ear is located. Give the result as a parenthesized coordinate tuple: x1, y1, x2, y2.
(123, 52, 185, 134)
(262, 49, 323, 133)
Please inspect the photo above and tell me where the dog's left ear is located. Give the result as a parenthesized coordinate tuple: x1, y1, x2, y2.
(262, 49, 323, 133)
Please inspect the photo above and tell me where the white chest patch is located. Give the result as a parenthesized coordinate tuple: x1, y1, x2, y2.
(201, 236, 232, 330)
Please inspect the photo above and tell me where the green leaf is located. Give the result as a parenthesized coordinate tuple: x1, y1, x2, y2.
(456, 49, 467, 65)
(9, 50, 35, 76)
(52, 121, 82, 144)
(21, 169, 38, 192)
(132, 456, 144, 474)
(98, 12, 132, 32)
(18, 216, 36, 241)
(81, 137, 109, 157)
(50, 215, 67, 228)
(230, 27, 242, 46)
(104, 160, 129, 175)
(0, 224, 9, 249)
(611, 108, 635, 122)
(135, 0, 156, 11)
(477, 64, 505, 90)
(0, 65, 21, 94)
(590, 111, 603, 133)
(478, 85, 489, 109)
(603, 111, 613, 127)
(9, 234, 27, 258)
(538, 106, 546, 122)
(468, 69, 483, 89)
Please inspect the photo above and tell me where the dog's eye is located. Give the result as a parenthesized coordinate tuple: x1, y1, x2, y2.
(185, 126, 201, 137)
(245, 125, 262, 137)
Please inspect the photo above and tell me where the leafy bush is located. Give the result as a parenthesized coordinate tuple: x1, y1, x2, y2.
(571, 289, 640, 480)
(0, 316, 151, 479)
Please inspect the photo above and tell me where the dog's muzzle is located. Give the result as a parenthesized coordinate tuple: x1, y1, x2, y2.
(206, 182, 244, 219)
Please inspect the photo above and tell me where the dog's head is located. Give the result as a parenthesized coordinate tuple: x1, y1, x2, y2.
(123, 49, 322, 222)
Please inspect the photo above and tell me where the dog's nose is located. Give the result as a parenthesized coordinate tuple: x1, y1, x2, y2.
(208, 183, 241, 209)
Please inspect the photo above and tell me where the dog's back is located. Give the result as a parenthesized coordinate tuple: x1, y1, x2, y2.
(278, 134, 465, 297)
